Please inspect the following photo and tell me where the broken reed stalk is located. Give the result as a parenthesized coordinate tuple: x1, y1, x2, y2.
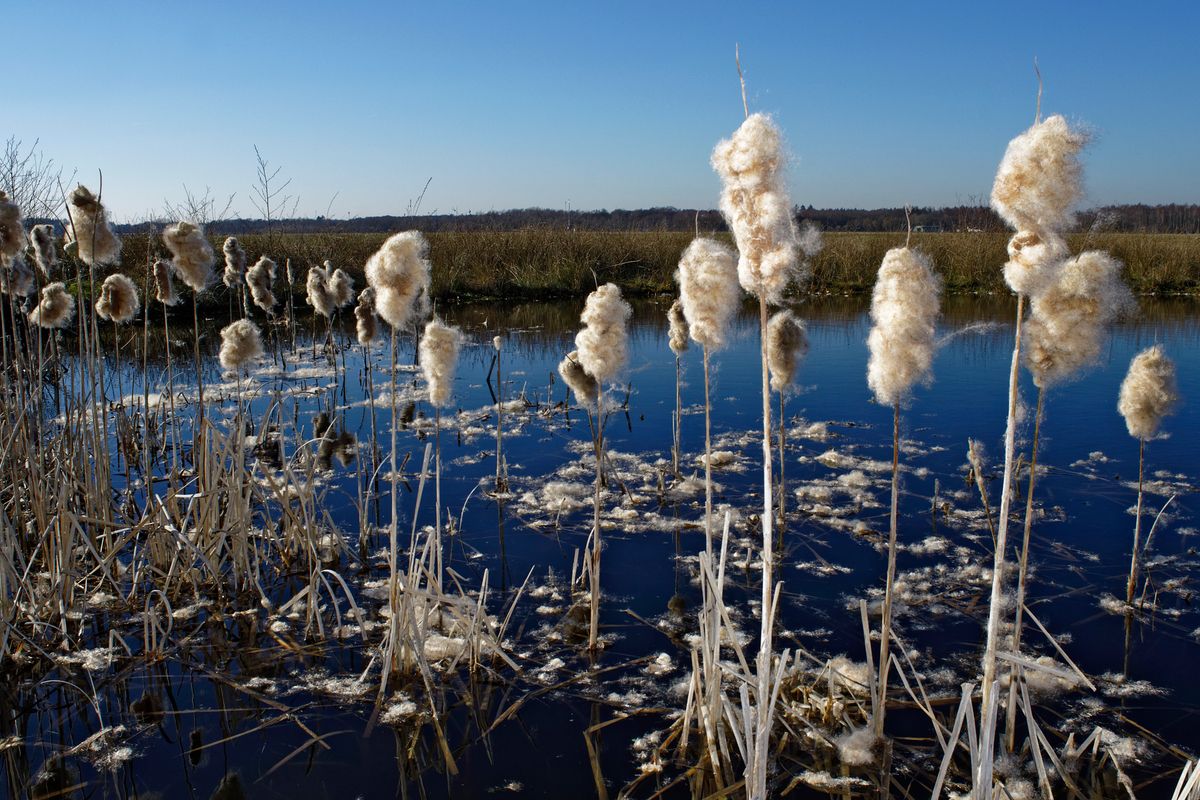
(874, 400, 901, 738)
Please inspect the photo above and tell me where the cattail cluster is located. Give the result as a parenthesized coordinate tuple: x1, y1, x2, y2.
(162, 221, 215, 293)
(306, 263, 335, 318)
(711, 113, 800, 303)
(246, 256, 277, 313)
(1118, 345, 1178, 441)
(365, 231, 431, 330)
(676, 237, 740, 350)
(218, 318, 265, 372)
(222, 237, 246, 289)
(767, 310, 809, 392)
(419, 318, 461, 407)
(558, 350, 598, 405)
(1024, 250, 1134, 388)
(0, 192, 24, 265)
(866, 247, 942, 406)
(575, 283, 631, 388)
(354, 287, 379, 346)
(65, 186, 121, 266)
(28, 282, 75, 329)
(95, 273, 139, 323)
(1, 256, 34, 297)
(329, 267, 354, 309)
(29, 224, 56, 276)
(153, 260, 180, 306)
(667, 299, 689, 356)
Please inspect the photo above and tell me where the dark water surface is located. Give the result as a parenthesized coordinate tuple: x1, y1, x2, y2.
(6, 295, 1199, 799)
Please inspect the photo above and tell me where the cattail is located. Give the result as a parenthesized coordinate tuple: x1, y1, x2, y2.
(354, 287, 379, 346)
(991, 115, 1088, 235)
(866, 247, 942, 406)
(667, 299, 689, 356)
(1, 256, 34, 297)
(29, 224, 56, 276)
(218, 318, 265, 372)
(767, 310, 808, 393)
(364, 231, 431, 330)
(246, 256, 277, 313)
(1003, 229, 1068, 298)
(28, 282, 75, 328)
(0, 192, 24, 265)
(418, 319, 461, 407)
(65, 185, 121, 266)
(329, 266, 355, 309)
(797, 220, 823, 260)
(162, 221, 215, 293)
(222, 237, 246, 289)
(1118, 345, 1178, 441)
(153, 259, 180, 306)
(575, 282, 631, 388)
(306, 263, 335, 318)
(493, 335, 502, 351)
(95, 273, 139, 323)
(558, 350, 598, 405)
(676, 237, 740, 350)
(1025, 250, 1135, 388)
(711, 113, 800, 303)
(286, 259, 296, 287)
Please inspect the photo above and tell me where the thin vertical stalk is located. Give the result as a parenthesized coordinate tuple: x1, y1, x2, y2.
(702, 346, 713, 552)
(673, 354, 682, 478)
(777, 391, 786, 534)
(495, 344, 504, 491)
(875, 401, 901, 737)
(750, 292, 776, 795)
(588, 395, 604, 652)
(1127, 438, 1146, 607)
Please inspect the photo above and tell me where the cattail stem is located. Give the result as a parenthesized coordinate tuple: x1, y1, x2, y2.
(589, 395, 604, 652)
(875, 401, 901, 737)
(192, 294, 205, 483)
(495, 344, 505, 492)
(1127, 438, 1146, 608)
(435, 406, 443, 588)
(702, 346, 713, 552)
(673, 354, 682, 478)
(777, 390, 786, 535)
(751, 292, 776, 792)
(387, 326, 400, 674)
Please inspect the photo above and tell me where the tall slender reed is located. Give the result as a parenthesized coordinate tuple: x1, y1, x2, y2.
(419, 318, 462, 585)
(493, 335, 506, 492)
(667, 299, 689, 478)
(766, 309, 808, 530)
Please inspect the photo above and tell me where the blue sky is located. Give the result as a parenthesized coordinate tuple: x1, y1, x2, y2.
(8, 0, 1198, 220)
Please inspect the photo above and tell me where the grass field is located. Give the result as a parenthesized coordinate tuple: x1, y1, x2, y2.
(112, 229, 1200, 305)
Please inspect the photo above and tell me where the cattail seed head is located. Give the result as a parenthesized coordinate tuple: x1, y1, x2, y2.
(30, 224, 56, 276)
(65, 186, 121, 266)
(153, 259, 180, 306)
(493, 335, 502, 351)
(365, 231, 431, 330)
(419, 318, 462, 408)
(306, 263, 335, 318)
(767, 310, 809, 393)
(676, 237, 740, 351)
(354, 287, 379, 346)
(246, 256, 277, 313)
(1003, 229, 1067, 297)
(329, 267, 355, 309)
(575, 282, 631, 386)
(162, 221, 215, 293)
(711, 113, 800, 303)
(28, 282, 75, 329)
(1118, 344, 1178, 441)
(1, 256, 35, 297)
(667, 298, 689, 356)
(218, 318, 265, 372)
(558, 350, 598, 406)
(866, 247, 942, 406)
(991, 115, 1088, 235)
(0, 192, 25, 265)
(1025, 250, 1135, 388)
(95, 272, 140, 323)
(222, 237, 246, 289)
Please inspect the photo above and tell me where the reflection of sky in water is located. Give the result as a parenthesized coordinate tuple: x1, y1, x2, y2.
(32, 296, 1200, 798)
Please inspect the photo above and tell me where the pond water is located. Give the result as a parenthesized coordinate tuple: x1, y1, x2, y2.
(6, 294, 1199, 799)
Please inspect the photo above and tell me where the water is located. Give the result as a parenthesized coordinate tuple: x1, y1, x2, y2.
(6, 295, 1199, 798)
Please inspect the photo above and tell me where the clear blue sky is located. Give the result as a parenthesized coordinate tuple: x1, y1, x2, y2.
(8, 0, 1199, 221)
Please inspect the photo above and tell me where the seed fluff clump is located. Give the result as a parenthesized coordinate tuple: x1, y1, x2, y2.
(419, 318, 462, 407)
(1118, 345, 1179, 441)
(676, 237, 740, 350)
(28, 282, 75, 329)
(65, 186, 121, 266)
(575, 283, 631, 390)
(95, 273, 139, 324)
(866, 247, 942, 406)
(162, 221, 215, 293)
(767, 310, 809, 393)
(364, 231, 431, 331)
(218, 318, 265, 372)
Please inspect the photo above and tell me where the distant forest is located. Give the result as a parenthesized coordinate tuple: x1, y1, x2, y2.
(117, 203, 1200, 235)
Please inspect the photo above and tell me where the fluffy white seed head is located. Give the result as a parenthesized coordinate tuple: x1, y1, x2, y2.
(329, 267, 355, 309)
(558, 350, 598, 405)
(246, 256, 277, 313)
(866, 247, 942, 406)
(28, 282, 75, 328)
(493, 335, 502, 351)
(354, 287, 379, 346)
(30, 224, 56, 276)
(797, 220, 823, 260)
(218, 318, 265, 372)
(162, 221, 215, 293)
(991, 114, 1088, 235)
(222, 237, 246, 288)
(365, 231, 431, 330)
(711, 113, 800, 303)
(153, 259, 180, 306)
(1118, 344, 1178, 441)
(0, 192, 25, 265)
(306, 264, 334, 318)
(767, 310, 809, 393)
(676, 237, 740, 350)
(1, 256, 34, 297)
(419, 318, 462, 408)
(1003, 229, 1068, 297)
(1025, 250, 1135, 388)
(95, 272, 139, 324)
(575, 282, 631, 386)
(65, 186, 121, 266)
(667, 299, 689, 356)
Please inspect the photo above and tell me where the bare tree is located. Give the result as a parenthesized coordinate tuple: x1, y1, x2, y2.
(1, 138, 67, 220)
(162, 184, 236, 227)
(249, 145, 298, 249)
